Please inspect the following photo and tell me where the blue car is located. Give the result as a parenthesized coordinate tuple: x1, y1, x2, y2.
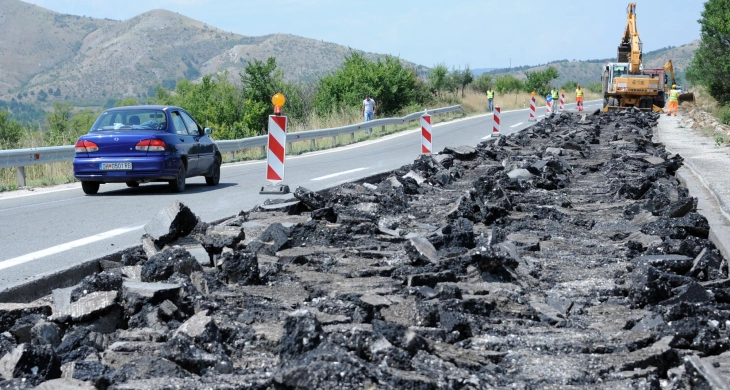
(73, 105, 221, 194)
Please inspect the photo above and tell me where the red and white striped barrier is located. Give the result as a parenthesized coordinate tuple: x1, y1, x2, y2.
(560, 90, 565, 111)
(528, 94, 537, 121)
(266, 115, 287, 182)
(546, 99, 552, 115)
(492, 106, 501, 137)
(421, 113, 432, 154)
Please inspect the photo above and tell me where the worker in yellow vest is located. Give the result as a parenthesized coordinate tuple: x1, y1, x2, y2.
(667, 84, 679, 116)
(575, 84, 584, 111)
(551, 88, 559, 114)
(486, 87, 495, 112)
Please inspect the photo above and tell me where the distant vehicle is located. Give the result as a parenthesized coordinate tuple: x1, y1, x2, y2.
(73, 105, 221, 195)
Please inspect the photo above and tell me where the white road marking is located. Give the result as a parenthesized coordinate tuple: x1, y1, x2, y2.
(510, 122, 524, 128)
(311, 167, 369, 181)
(0, 224, 144, 271)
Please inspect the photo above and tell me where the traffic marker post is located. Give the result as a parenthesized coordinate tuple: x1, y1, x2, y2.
(546, 96, 552, 115)
(528, 92, 537, 121)
(560, 90, 565, 111)
(491, 106, 501, 137)
(421, 113, 432, 154)
(260, 93, 290, 194)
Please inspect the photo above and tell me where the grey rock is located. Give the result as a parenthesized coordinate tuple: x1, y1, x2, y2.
(31, 322, 61, 348)
(174, 312, 219, 344)
(507, 168, 535, 180)
(0, 344, 62, 386)
(122, 281, 181, 300)
(141, 247, 203, 282)
(406, 237, 439, 264)
(143, 201, 199, 247)
(52, 291, 118, 323)
(0, 303, 52, 334)
(35, 378, 95, 390)
(407, 271, 457, 288)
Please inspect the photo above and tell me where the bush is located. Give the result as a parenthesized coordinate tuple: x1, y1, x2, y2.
(314, 52, 422, 117)
(586, 82, 603, 94)
(719, 106, 730, 125)
(561, 80, 578, 91)
(686, 0, 730, 105)
(472, 74, 494, 94)
(494, 75, 524, 94)
(523, 66, 559, 97)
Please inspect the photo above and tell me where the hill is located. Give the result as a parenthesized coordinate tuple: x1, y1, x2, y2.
(484, 40, 699, 87)
(0, 0, 422, 111)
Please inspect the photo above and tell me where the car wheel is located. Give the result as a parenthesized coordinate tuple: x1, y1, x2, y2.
(168, 162, 186, 193)
(81, 181, 100, 195)
(205, 156, 221, 186)
(126, 181, 139, 188)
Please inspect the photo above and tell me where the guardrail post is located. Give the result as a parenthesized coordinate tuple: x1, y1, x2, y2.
(331, 136, 337, 147)
(310, 139, 315, 150)
(381, 125, 385, 134)
(227, 151, 234, 161)
(16, 166, 26, 187)
(260, 145, 266, 156)
(287, 143, 292, 153)
(351, 132, 355, 142)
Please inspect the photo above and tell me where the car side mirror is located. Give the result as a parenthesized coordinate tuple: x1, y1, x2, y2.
(204, 127, 212, 135)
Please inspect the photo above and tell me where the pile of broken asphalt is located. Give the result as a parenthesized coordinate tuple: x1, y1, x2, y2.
(1, 109, 729, 389)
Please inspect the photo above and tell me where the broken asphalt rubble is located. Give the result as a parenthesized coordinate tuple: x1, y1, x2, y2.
(1, 109, 729, 389)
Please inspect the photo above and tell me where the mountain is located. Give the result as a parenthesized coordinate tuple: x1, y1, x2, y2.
(484, 40, 699, 87)
(0, 0, 423, 109)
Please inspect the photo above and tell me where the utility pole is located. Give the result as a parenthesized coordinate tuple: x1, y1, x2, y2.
(509, 58, 512, 69)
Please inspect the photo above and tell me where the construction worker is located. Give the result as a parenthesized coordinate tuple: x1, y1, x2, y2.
(486, 87, 494, 112)
(575, 84, 584, 111)
(667, 84, 679, 116)
(551, 87, 559, 114)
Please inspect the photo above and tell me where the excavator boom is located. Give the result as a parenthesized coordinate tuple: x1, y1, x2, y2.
(618, 3, 643, 74)
(663, 60, 695, 103)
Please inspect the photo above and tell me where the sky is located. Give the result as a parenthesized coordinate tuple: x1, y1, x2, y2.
(22, 0, 705, 70)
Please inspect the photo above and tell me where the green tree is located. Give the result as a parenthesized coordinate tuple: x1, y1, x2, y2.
(37, 90, 47, 102)
(241, 57, 304, 135)
(428, 64, 449, 97)
(45, 102, 73, 145)
(686, 0, 730, 104)
(560, 80, 579, 91)
(459, 66, 474, 98)
(524, 66, 559, 97)
(494, 74, 524, 94)
(314, 52, 420, 116)
(0, 109, 23, 149)
(69, 109, 99, 140)
(472, 74, 494, 94)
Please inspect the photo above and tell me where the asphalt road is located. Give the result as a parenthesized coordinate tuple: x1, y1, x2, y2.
(0, 100, 603, 290)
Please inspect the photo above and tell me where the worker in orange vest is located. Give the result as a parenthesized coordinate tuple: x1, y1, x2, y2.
(666, 85, 679, 116)
(575, 84, 584, 111)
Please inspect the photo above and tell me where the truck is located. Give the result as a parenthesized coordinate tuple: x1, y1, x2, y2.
(601, 3, 665, 112)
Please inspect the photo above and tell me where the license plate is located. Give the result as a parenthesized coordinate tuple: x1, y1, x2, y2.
(100, 162, 132, 170)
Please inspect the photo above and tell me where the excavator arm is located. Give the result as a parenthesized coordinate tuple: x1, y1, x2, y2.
(663, 59, 696, 103)
(618, 3, 642, 74)
(664, 60, 677, 86)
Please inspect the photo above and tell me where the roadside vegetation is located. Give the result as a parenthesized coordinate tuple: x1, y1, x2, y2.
(686, 0, 730, 127)
(0, 53, 601, 192)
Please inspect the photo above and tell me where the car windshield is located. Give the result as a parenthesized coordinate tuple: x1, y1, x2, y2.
(90, 109, 167, 132)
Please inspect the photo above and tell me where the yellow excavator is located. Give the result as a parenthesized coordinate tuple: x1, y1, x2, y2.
(602, 3, 665, 112)
(663, 60, 695, 104)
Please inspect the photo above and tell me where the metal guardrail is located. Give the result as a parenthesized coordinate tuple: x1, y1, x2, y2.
(0, 105, 465, 187)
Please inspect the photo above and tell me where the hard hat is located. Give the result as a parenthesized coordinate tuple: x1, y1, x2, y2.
(672, 84, 676, 88)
